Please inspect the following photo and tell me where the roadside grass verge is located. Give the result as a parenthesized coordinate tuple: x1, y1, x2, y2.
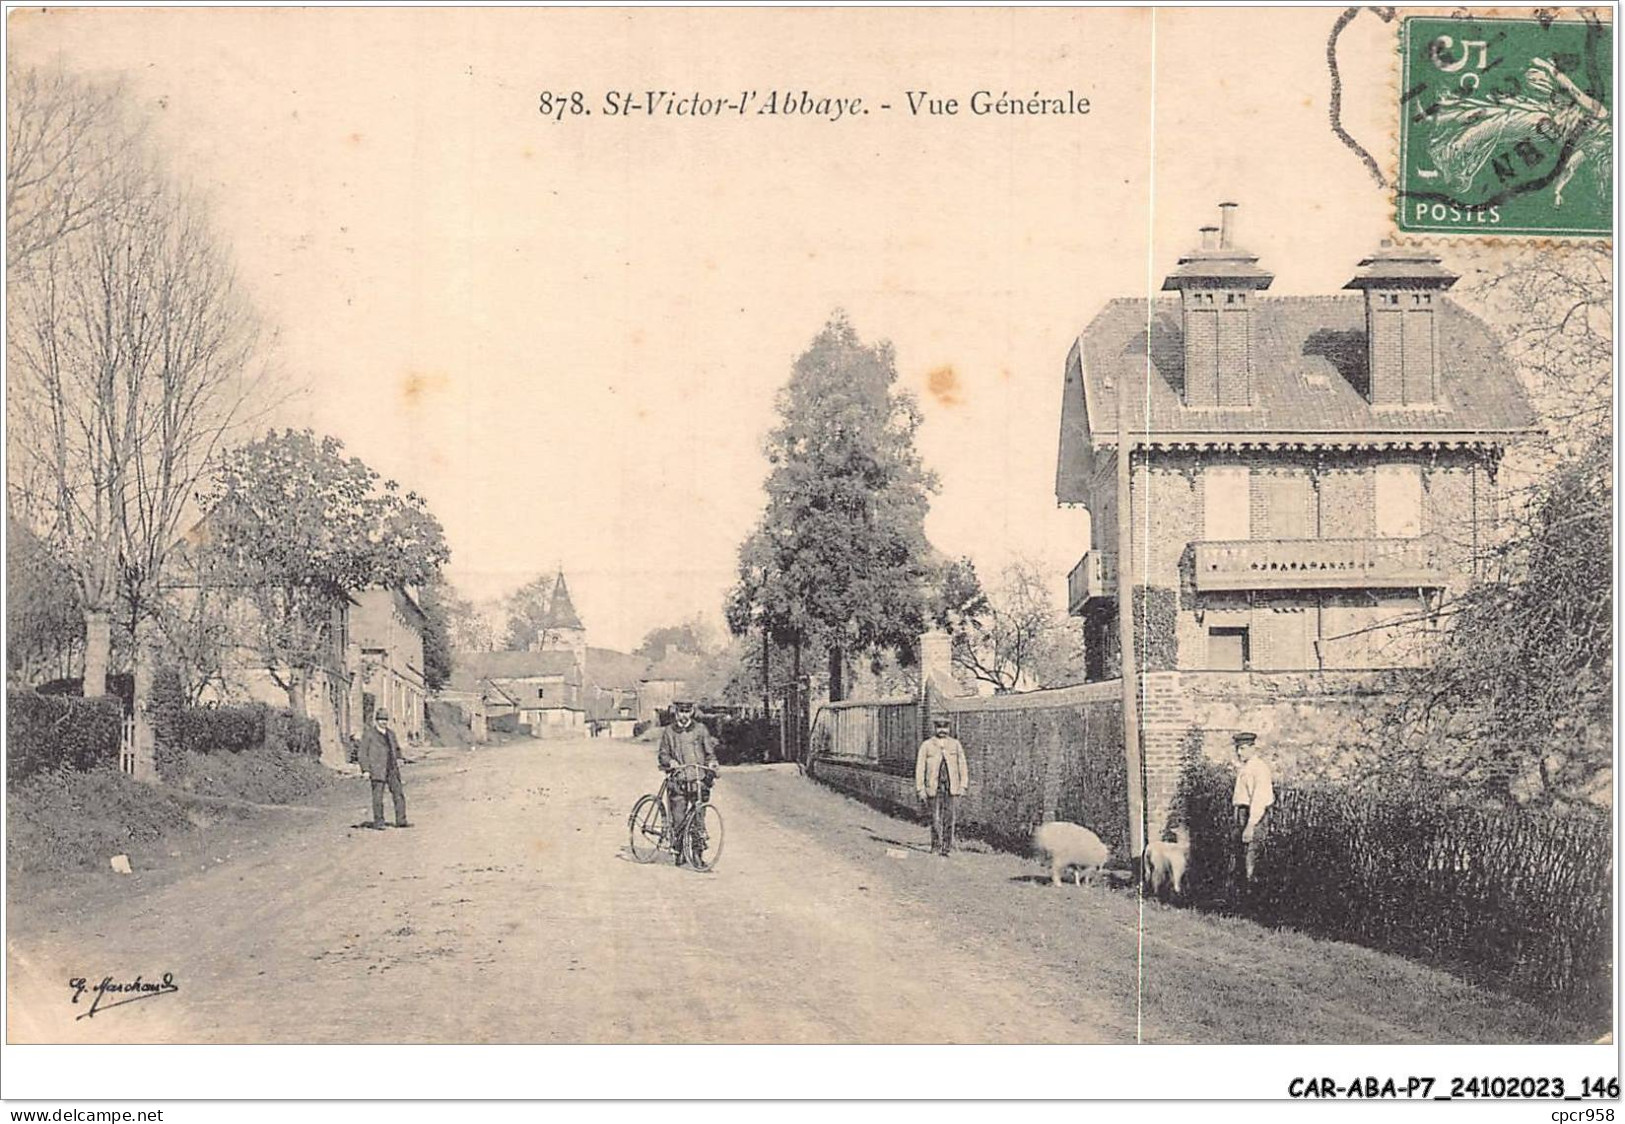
(7, 751, 344, 885)
(7, 767, 205, 880)
(741, 763, 1598, 1044)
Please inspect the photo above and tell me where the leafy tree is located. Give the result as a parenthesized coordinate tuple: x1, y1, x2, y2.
(635, 616, 715, 662)
(198, 429, 449, 717)
(501, 574, 557, 651)
(6, 516, 84, 683)
(727, 313, 938, 701)
(932, 555, 991, 635)
(415, 577, 459, 692)
(944, 557, 1084, 694)
(436, 584, 495, 653)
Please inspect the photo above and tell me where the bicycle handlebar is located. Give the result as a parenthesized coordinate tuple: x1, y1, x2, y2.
(665, 763, 717, 779)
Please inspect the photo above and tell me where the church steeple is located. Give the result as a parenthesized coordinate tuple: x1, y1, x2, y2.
(542, 569, 584, 632)
(538, 568, 587, 671)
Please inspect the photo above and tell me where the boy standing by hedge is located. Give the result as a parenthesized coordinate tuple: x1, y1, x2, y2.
(1232, 731, 1273, 890)
(358, 708, 410, 830)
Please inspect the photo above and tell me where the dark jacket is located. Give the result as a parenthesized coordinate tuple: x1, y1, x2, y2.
(658, 720, 717, 779)
(357, 723, 401, 779)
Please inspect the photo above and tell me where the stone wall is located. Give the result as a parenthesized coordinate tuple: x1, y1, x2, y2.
(1139, 668, 1397, 832)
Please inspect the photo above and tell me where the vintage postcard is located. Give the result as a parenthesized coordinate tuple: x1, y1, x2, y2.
(2, 4, 1616, 1109)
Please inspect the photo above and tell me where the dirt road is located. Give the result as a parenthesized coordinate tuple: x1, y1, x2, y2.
(7, 738, 1121, 1043)
(6, 738, 1577, 1044)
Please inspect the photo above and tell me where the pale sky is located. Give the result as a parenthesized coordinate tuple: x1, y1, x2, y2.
(10, 7, 1399, 652)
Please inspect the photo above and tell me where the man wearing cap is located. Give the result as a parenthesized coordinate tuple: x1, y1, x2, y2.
(1231, 731, 1273, 889)
(915, 716, 969, 856)
(357, 707, 409, 830)
(658, 700, 717, 866)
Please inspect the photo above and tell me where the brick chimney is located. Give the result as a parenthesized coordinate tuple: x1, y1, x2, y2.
(1343, 244, 1458, 406)
(1161, 203, 1273, 408)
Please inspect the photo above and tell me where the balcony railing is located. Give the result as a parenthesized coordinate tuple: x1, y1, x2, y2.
(1194, 537, 1444, 592)
(1067, 550, 1118, 613)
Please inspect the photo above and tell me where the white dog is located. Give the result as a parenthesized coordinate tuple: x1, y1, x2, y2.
(1032, 821, 1111, 887)
(1142, 827, 1190, 898)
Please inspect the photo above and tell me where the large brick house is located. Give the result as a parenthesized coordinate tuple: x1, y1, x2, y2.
(1058, 205, 1536, 680)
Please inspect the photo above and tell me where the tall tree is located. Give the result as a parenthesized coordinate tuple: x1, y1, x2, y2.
(501, 574, 558, 651)
(199, 429, 450, 717)
(728, 313, 938, 701)
(437, 584, 495, 653)
(5, 64, 134, 271)
(7, 67, 265, 781)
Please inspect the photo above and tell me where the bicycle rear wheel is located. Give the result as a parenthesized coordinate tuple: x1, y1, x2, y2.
(684, 803, 725, 871)
(628, 794, 666, 863)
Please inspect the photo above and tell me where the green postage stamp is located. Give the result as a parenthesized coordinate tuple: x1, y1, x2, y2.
(1398, 14, 1612, 237)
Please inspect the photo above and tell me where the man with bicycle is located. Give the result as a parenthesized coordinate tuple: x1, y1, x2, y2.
(658, 699, 718, 866)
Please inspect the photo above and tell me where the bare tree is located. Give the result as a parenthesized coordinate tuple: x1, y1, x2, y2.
(5, 64, 136, 271)
(949, 558, 1084, 694)
(7, 66, 264, 777)
(1377, 249, 1614, 810)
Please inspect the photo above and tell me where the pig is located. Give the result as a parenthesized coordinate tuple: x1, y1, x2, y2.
(1032, 821, 1111, 887)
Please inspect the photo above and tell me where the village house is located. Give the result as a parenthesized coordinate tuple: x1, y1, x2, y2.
(1056, 204, 1536, 821)
(451, 570, 697, 738)
(349, 586, 429, 741)
(1059, 205, 1534, 675)
(449, 648, 586, 736)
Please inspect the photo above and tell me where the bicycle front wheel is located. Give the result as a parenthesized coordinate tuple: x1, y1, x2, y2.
(628, 794, 666, 863)
(684, 803, 725, 871)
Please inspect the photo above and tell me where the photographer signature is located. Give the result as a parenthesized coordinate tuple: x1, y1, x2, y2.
(68, 973, 179, 1020)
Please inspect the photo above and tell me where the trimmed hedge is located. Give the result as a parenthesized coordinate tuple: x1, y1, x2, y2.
(149, 670, 322, 767)
(263, 707, 321, 757)
(712, 715, 776, 765)
(7, 689, 124, 780)
(1179, 760, 1613, 1022)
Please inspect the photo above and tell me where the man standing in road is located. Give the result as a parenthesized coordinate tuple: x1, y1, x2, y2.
(1232, 731, 1273, 890)
(915, 715, 968, 856)
(658, 700, 717, 866)
(357, 708, 410, 830)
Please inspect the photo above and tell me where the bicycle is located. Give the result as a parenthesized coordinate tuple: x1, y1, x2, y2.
(627, 763, 724, 871)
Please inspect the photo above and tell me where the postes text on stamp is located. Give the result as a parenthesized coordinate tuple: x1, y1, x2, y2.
(1398, 14, 1612, 237)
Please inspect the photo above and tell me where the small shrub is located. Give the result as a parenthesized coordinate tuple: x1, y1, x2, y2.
(150, 666, 189, 782)
(180, 704, 263, 753)
(262, 708, 319, 756)
(6, 689, 123, 780)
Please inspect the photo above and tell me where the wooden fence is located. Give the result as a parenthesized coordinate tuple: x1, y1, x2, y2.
(810, 698, 922, 776)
